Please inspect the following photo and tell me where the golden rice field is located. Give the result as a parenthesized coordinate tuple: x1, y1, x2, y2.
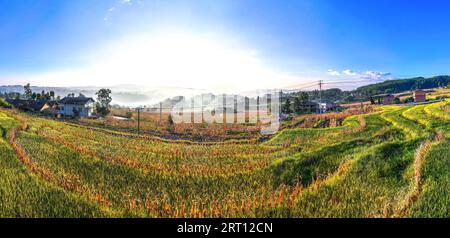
(0, 99, 449, 218)
(80, 109, 268, 141)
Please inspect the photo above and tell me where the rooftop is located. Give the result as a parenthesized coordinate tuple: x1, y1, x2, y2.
(60, 96, 94, 105)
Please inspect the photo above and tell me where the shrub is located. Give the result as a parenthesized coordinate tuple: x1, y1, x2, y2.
(0, 98, 11, 108)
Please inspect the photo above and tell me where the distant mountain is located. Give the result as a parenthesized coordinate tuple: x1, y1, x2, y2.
(354, 75, 450, 97)
(280, 75, 450, 104)
(0, 85, 204, 107)
(2, 75, 449, 107)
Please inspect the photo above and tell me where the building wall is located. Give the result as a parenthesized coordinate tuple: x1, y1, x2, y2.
(383, 97, 394, 105)
(60, 102, 94, 117)
(414, 95, 426, 102)
(39, 104, 50, 112)
(318, 103, 337, 113)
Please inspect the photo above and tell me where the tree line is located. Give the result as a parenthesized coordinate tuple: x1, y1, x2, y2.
(0, 84, 113, 117)
(355, 75, 450, 97)
(282, 92, 317, 114)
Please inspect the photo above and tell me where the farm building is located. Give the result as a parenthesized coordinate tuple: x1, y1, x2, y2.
(59, 96, 95, 117)
(383, 94, 395, 105)
(6, 99, 56, 113)
(304, 101, 321, 113)
(318, 102, 338, 113)
(413, 90, 426, 102)
(40, 101, 59, 116)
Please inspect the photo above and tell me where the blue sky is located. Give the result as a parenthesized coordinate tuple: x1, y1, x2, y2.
(1, 0, 450, 91)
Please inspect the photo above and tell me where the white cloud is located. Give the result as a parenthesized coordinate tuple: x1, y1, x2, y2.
(104, 0, 135, 21)
(327, 69, 340, 76)
(343, 69, 357, 76)
(328, 69, 393, 81)
(361, 71, 392, 79)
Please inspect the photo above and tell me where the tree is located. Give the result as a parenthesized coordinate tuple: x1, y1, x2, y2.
(293, 97, 302, 114)
(293, 92, 310, 114)
(299, 92, 309, 113)
(8, 92, 20, 99)
(95, 88, 112, 117)
(167, 114, 174, 133)
(125, 112, 133, 119)
(282, 98, 292, 114)
(40, 90, 51, 101)
(24, 83, 32, 99)
(49, 91, 55, 100)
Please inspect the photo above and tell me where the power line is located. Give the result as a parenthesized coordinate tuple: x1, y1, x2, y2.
(133, 78, 394, 111)
(284, 81, 321, 89)
(282, 83, 319, 92)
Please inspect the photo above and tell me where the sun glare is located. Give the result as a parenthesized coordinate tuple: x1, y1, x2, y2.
(21, 32, 299, 93)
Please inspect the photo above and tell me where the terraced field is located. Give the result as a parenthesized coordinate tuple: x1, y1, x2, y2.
(0, 99, 449, 217)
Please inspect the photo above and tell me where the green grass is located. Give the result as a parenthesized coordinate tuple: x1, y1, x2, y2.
(380, 106, 429, 139)
(0, 131, 105, 217)
(424, 100, 450, 122)
(289, 140, 418, 217)
(15, 129, 283, 217)
(271, 113, 401, 187)
(0, 100, 449, 218)
(0, 98, 11, 108)
(410, 140, 450, 218)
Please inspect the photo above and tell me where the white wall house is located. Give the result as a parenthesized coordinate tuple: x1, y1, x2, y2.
(59, 96, 95, 117)
(318, 102, 338, 113)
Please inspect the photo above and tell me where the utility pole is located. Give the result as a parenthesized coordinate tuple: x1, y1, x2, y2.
(256, 95, 260, 123)
(137, 108, 141, 135)
(234, 95, 237, 123)
(159, 102, 162, 126)
(319, 80, 323, 114)
(280, 89, 285, 117)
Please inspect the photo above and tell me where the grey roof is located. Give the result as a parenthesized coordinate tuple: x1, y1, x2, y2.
(30, 100, 49, 111)
(60, 96, 94, 105)
(5, 99, 52, 111)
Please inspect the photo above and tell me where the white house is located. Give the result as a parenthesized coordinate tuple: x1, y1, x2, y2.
(59, 96, 95, 117)
(317, 102, 338, 113)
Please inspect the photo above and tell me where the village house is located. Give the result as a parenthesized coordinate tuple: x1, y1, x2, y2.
(413, 89, 427, 103)
(6, 99, 56, 113)
(300, 101, 321, 114)
(40, 101, 59, 116)
(317, 102, 338, 113)
(59, 96, 95, 118)
(383, 94, 395, 105)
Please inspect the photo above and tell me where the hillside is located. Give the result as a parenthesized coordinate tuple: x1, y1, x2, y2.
(355, 75, 450, 96)
(282, 76, 450, 104)
(0, 97, 448, 217)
